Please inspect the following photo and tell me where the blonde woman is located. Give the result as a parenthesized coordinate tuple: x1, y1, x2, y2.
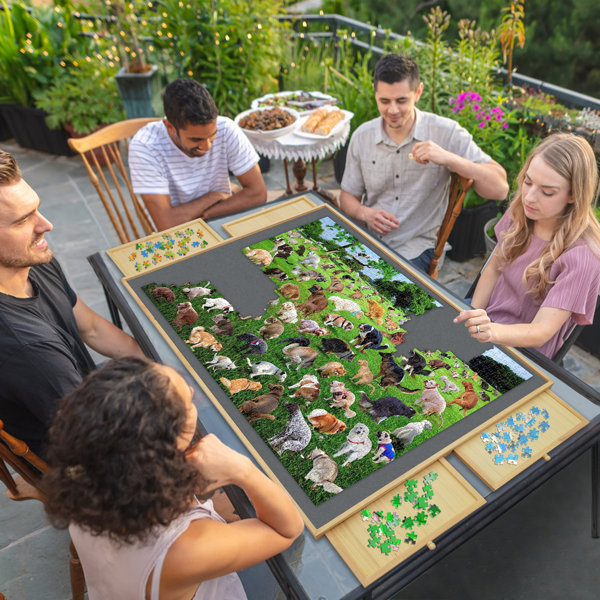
(455, 133, 600, 359)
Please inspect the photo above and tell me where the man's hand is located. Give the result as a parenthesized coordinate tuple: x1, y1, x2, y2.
(410, 140, 451, 166)
(364, 207, 400, 235)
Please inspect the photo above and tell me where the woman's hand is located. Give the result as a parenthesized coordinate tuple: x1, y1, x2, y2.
(186, 433, 253, 492)
(454, 308, 494, 343)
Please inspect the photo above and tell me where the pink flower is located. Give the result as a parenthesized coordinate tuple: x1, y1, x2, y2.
(473, 104, 480, 111)
(485, 114, 491, 121)
(452, 105, 460, 113)
(502, 123, 509, 129)
(457, 92, 468, 103)
(478, 122, 486, 128)
(449, 97, 455, 105)
(496, 114, 503, 121)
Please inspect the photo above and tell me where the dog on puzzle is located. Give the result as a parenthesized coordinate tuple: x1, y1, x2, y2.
(268, 402, 311, 455)
(414, 379, 446, 426)
(392, 420, 433, 448)
(333, 423, 372, 467)
(327, 380, 357, 418)
(305, 448, 343, 494)
(372, 430, 395, 463)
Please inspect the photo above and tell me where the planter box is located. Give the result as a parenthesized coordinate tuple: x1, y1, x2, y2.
(115, 65, 162, 119)
(0, 109, 10, 141)
(0, 103, 74, 156)
(447, 200, 499, 262)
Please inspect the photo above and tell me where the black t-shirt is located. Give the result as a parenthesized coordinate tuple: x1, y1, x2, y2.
(0, 258, 96, 456)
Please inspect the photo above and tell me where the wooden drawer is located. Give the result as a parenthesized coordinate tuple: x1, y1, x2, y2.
(326, 458, 485, 586)
(454, 390, 587, 490)
(222, 195, 317, 236)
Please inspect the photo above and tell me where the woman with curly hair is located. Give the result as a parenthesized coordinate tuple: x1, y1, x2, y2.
(43, 356, 303, 599)
(455, 133, 600, 359)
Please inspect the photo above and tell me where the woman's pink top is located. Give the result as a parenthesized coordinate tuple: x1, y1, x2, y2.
(69, 498, 247, 600)
(486, 212, 600, 358)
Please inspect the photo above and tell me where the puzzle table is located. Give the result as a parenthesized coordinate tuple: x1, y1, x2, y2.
(88, 192, 600, 599)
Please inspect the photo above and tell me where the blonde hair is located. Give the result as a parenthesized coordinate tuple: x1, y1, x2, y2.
(500, 133, 600, 300)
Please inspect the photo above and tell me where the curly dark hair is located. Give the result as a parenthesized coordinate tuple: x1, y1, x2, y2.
(0, 148, 22, 186)
(42, 357, 208, 543)
(163, 78, 219, 129)
(373, 54, 420, 91)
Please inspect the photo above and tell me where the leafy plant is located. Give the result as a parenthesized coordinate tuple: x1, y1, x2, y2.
(498, 0, 525, 86)
(33, 56, 125, 133)
(417, 6, 451, 114)
(0, 0, 85, 106)
(147, 0, 287, 116)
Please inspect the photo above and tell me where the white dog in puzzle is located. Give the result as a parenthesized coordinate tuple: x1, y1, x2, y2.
(333, 423, 372, 467)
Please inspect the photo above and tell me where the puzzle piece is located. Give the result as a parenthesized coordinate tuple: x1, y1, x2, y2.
(494, 454, 505, 465)
(506, 416, 514, 427)
(530, 406, 540, 415)
(405, 531, 418, 544)
(528, 428, 539, 441)
(507, 453, 519, 465)
(416, 511, 428, 525)
(368, 537, 378, 548)
(391, 494, 402, 508)
(423, 472, 438, 484)
(481, 432, 491, 441)
(405, 478, 418, 491)
(542, 409, 549, 419)
(428, 504, 441, 517)
(361, 509, 372, 520)
(415, 495, 429, 510)
(522, 446, 533, 458)
(380, 542, 392, 555)
(539, 421, 550, 432)
(401, 516, 415, 529)
(404, 490, 418, 504)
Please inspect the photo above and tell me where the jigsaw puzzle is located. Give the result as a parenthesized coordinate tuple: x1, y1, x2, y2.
(124, 206, 548, 534)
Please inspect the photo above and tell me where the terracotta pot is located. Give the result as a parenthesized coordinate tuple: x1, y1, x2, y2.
(64, 123, 115, 166)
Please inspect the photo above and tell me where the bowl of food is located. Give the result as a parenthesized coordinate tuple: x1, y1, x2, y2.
(235, 106, 300, 140)
(251, 90, 338, 113)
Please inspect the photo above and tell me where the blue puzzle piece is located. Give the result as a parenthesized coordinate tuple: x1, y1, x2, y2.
(542, 409, 549, 419)
(516, 412, 525, 421)
(481, 432, 491, 441)
(494, 454, 505, 465)
(498, 443, 508, 453)
(502, 432, 511, 442)
(530, 406, 540, 415)
(507, 453, 519, 464)
(528, 429, 539, 441)
(506, 416, 515, 427)
(519, 434, 529, 445)
(514, 424, 525, 433)
(526, 417, 536, 427)
(485, 442, 496, 452)
(522, 446, 533, 458)
(539, 421, 550, 432)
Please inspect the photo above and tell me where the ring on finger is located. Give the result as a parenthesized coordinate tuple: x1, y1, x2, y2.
(476, 325, 481, 334)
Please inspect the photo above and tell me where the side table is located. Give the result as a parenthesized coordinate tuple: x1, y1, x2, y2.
(248, 121, 350, 205)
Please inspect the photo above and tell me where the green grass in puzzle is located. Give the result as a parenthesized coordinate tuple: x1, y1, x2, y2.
(143, 218, 525, 506)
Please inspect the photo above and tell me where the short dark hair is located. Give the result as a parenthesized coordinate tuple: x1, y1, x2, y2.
(163, 78, 219, 129)
(0, 149, 22, 186)
(43, 357, 208, 544)
(373, 54, 420, 91)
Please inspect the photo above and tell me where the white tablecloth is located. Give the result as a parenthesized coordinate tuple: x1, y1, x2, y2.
(248, 122, 350, 162)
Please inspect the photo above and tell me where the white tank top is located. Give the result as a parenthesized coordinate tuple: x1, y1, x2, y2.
(69, 498, 247, 600)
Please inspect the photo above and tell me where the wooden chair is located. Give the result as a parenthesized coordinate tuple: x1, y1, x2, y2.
(0, 420, 85, 600)
(68, 118, 160, 244)
(428, 173, 474, 278)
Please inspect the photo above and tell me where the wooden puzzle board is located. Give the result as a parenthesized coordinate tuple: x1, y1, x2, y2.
(326, 457, 485, 586)
(221, 195, 318, 236)
(106, 218, 222, 276)
(121, 205, 553, 538)
(454, 390, 587, 489)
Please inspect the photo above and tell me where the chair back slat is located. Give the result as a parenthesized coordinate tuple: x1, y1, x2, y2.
(68, 117, 160, 244)
(428, 173, 473, 278)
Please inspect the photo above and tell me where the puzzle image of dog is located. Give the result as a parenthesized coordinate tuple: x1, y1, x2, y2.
(333, 424, 373, 467)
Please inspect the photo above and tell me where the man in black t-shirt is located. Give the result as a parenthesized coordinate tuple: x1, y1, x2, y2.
(0, 149, 145, 456)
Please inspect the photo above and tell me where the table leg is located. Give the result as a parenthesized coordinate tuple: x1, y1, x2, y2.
(292, 158, 309, 192)
(282, 158, 294, 196)
(593, 441, 599, 538)
(310, 158, 338, 207)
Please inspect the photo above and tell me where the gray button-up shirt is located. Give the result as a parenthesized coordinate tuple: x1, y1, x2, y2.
(341, 108, 491, 259)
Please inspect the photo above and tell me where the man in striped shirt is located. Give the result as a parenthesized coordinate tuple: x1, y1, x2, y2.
(129, 79, 267, 230)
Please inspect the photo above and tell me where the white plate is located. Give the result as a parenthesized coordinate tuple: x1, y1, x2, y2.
(251, 90, 338, 114)
(294, 108, 354, 140)
(234, 106, 300, 140)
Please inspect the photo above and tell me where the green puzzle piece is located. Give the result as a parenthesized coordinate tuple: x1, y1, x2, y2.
(401, 516, 415, 529)
(428, 504, 441, 517)
(416, 512, 428, 525)
(415, 495, 429, 510)
(391, 494, 402, 508)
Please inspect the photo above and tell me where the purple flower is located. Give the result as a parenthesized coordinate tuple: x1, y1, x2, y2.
(452, 105, 460, 112)
(449, 97, 455, 105)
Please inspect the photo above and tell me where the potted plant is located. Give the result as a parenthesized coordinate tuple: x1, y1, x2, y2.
(93, 0, 162, 118)
(33, 55, 125, 164)
(0, 0, 83, 154)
